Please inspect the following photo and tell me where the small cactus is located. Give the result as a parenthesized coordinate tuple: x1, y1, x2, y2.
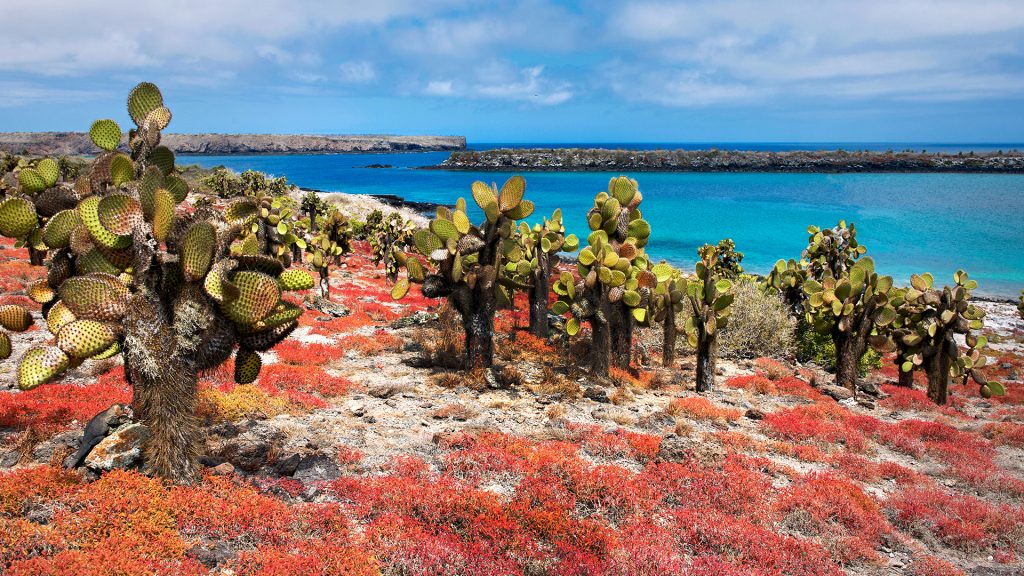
(647, 263, 685, 367)
(367, 212, 415, 282)
(505, 208, 578, 338)
(305, 207, 353, 297)
(393, 175, 535, 369)
(889, 270, 997, 404)
(680, 245, 735, 391)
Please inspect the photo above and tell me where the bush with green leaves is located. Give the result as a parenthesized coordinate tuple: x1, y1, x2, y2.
(392, 176, 534, 368)
(0, 82, 314, 483)
(201, 167, 290, 198)
(717, 277, 795, 360)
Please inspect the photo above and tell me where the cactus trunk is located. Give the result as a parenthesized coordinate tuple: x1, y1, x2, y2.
(662, 310, 677, 367)
(122, 294, 200, 484)
(896, 355, 915, 387)
(588, 288, 612, 377)
(28, 246, 46, 266)
(925, 347, 953, 404)
(450, 283, 496, 369)
(528, 260, 550, 339)
(610, 305, 633, 369)
(695, 330, 717, 392)
(832, 328, 866, 393)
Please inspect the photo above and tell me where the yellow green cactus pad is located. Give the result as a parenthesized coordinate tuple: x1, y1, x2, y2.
(18, 168, 48, 194)
(0, 304, 33, 332)
(149, 146, 175, 176)
(41, 208, 82, 249)
(59, 273, 130, 322)
(127, 82, 164, 126)
(278, 269, 315, 291)
(18, 346, 71, 390)
(36, 158, 60, 188)
(0, 197, 38, 238)
(89, 119, 122, 152)
(46, 301, 77, 335)
(221, 271, 280, 325)
(181, 222, 216, 281)
(152, 188, 177, 242)
(0, 331, 10, 360)
(79, 196, 131, 249)
(28, 279, 55, 304)
(98, 193, 144, 236)
(109, 154, 135, 188)
(234, 347, 262, 384)
(57, 319, 118, 359)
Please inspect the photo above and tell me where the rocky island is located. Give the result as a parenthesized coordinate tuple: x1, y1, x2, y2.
(0, 132, 466, 156)
(437, 147, 1024, 172)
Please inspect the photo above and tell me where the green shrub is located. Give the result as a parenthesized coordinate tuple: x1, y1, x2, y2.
(716, 277, 795, 359)
(795, 322, 882, 376)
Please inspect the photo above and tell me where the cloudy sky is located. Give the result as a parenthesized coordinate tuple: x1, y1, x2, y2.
(2, 0, 1023, 142)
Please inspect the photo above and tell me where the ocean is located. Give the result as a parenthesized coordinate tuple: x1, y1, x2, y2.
(182, 146, 1024, 299)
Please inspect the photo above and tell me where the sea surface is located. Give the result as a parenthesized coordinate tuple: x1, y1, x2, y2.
(183, 148, 1024, 299)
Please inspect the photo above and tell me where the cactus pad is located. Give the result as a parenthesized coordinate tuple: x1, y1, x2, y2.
(226, 198, 258, 224)
(18, 168, 48, 194)
(234, 348, 262, 384)
(255, 301, 303, 329)
(239, 321, 297, 351)
(109, 154, 135, 187)
(471, 181, 497, 210)
(0, 332, 10, 360)
(221, 271, 280, 324)
(504, 200, 534, 220)
(60, 274, 129, 322)
(181, 222, 216, 281)
(165, 175, 189, 202)
(57, 319, 117, 359)
(0, 304, 33, 332)
(36, 158, 60, 188)
(92, 341, 121, 360)
(41, 209, 82, 249)
(46, 301, 76, 335)
(17, 346, 70, 390)
(89, 119, 122, 152)
(127, 82, 164, 126)
(278, 269, 315, 291)
(498, 176, 525, 212)
(0, 197, 38, 238)
(149, 146, 175, 175)
(152, 188, 176, 242)
(28, 279, 55, 304)
(79, 196, 131, 249)
(143, 106, 172, 131)
(98, 193, 144, 236)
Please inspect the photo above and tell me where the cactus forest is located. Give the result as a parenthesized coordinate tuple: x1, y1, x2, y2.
(1, 84, 1022, 576)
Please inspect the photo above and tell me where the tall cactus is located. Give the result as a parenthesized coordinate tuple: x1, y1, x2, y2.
(647, 263, 685, 367)
(553, 177, 652, 376)
(890, 271, 997, 404)
(392, 176, 535, 368)
(0, 83, 313, 483)
(680, 245, 735, 391)
(505, 209, 578, 337)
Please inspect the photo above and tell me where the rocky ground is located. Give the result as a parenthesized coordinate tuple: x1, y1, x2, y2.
(1, 211, 1023, 575)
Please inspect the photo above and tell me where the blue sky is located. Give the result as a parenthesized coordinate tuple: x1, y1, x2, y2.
(1, 0, 1023, 143)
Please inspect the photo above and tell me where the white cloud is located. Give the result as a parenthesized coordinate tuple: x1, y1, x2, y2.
(339, 61, 377, 83)
(424, 80, 455, 96)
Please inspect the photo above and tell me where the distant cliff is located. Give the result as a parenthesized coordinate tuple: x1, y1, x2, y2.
(0, 133, 466, 156)
(437, 148, 1024, 173)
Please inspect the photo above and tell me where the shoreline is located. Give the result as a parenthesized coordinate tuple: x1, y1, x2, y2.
(433, 147, 1024, 173)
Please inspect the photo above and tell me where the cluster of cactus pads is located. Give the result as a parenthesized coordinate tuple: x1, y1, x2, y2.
(367, 211, 415, 282)
(680, 247, 736, 391)
(0, 83, 313, 482)
(505, 209, 578, 337)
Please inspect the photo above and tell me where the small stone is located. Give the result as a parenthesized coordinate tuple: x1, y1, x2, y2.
(294, 454, 341, 482)
(348, 402, 365, 417)
(820, 385, 854, 401)
(583, 387, 610, 403)
(857, 400, 876, 410)
(364, 416, 377, 424)
(369, 383, 405, 399)
(210, 462, 235, 475)
(84, 423, 150, 471)
(745, 408, 766, 420)
(275, 453, 301, 476)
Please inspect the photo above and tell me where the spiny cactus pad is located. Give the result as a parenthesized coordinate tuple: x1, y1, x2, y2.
(79, 196, 131, 249)
(278, 269, 315, 291)
(152, 188, 176, 242)
(221, 271, 280, 324)
(36, 159, 60, 188)
(28, 279, 55, 304)
(57, 319, 118, 359)
(46, 301, 77, 335)
(98, 193, 144, 236)
(18, 346, 71, 390)
(181, 222, 216, 281)
(234, 347, 262, 384)
(0, 332, 10, 360)
(60, 274, 129, 322)
(127, 82, 164, 126)
(41, 209, 82, 249)
(0, 197, 38, 238)
(18, 168, 48, 194)
(109, 154, 135, 187)
(89, 119, 122, 152)
(0, 304, 33, 332)
(150, 146, 175, 176)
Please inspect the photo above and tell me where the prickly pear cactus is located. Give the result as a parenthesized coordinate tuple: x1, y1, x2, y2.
(763, 257, 808, 314)
(505, 208, 578, 337)
(306, 206, 353, 297)
(804, 220, 866, 280)
(699, 239, 743, 278)
(392, 175, 535, 368)
(678, 246, 735, 391)
(0, 304, 33, 360)
(890, 270, 996, 404)
(553, 176, 652, 376)
(225, 194, 303, 266)
(648, 263, 685, 367)
(368, 212, 415, 282)
(0, 82, 314, 483)
(1018, 289, 1024, 320)
(802, 256, 897, 392)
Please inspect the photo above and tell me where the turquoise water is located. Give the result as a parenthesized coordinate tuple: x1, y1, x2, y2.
(183, 152, 1024, 298)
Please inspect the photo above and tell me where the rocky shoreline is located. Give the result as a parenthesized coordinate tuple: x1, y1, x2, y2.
(436, 147, 1024, 173)
(0, 132, 466, 156)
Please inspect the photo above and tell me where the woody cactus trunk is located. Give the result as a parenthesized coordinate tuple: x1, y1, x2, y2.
(552, 177, 652, 377)
(0, 83, 314, 483)
(393, 176, 535, 369)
